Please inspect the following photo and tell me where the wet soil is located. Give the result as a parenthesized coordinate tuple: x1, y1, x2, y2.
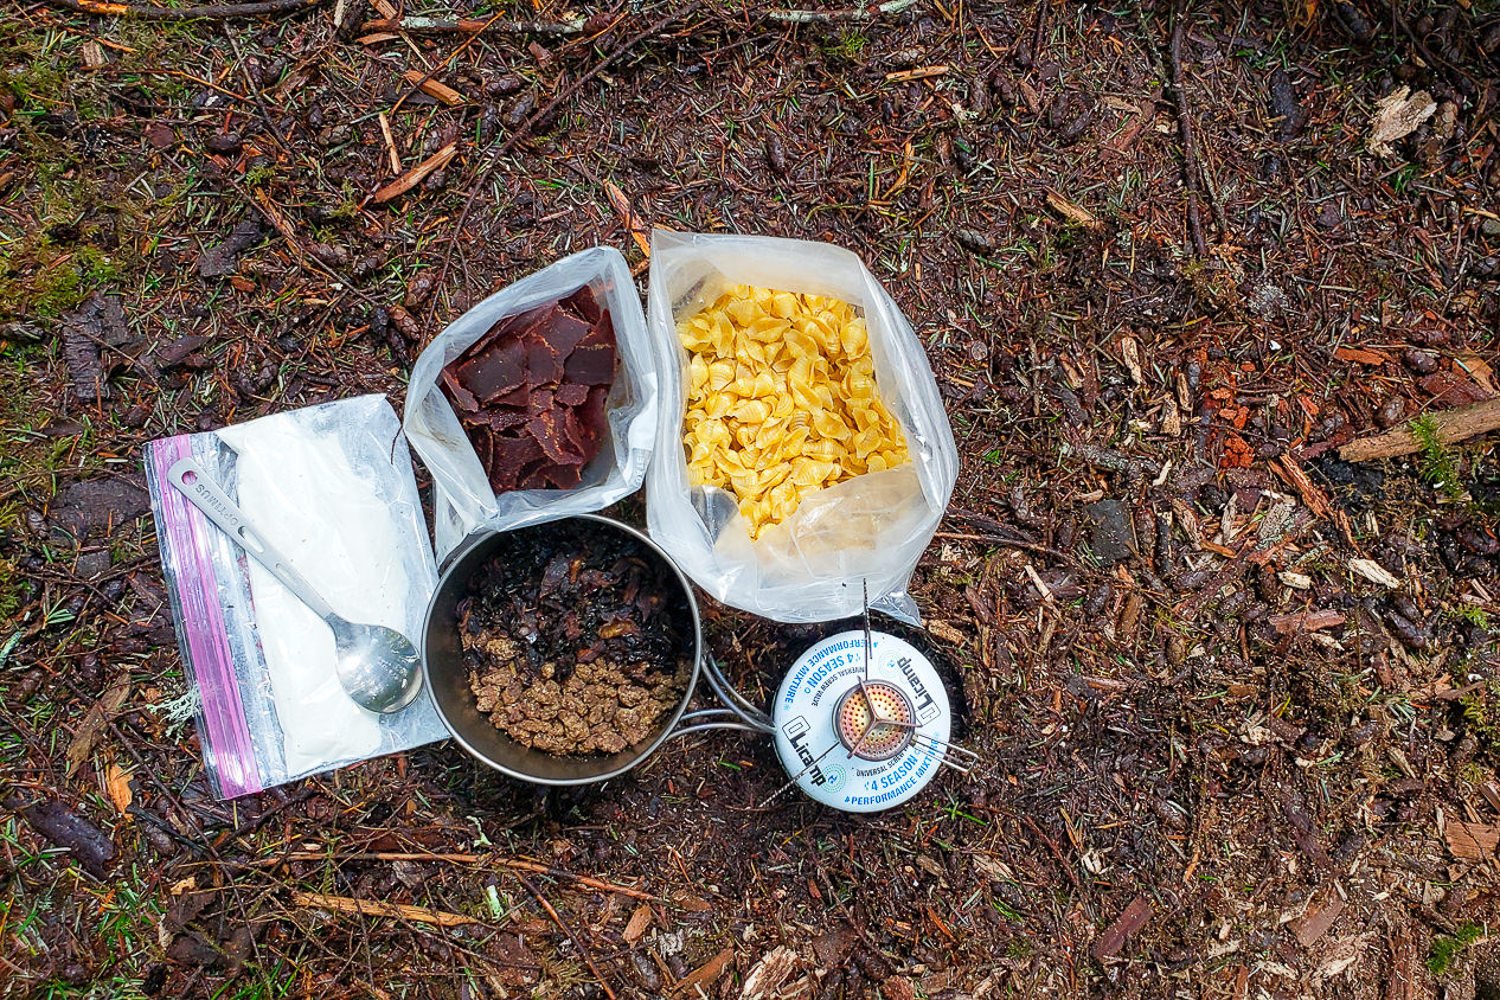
(2, 2, 1499, 999)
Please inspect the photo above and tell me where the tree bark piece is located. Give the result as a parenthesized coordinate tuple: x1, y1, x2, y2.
(1091, 896, 1152, 960)
(1340, 397, 1500, 462)
(1446, 819, 1500, 862)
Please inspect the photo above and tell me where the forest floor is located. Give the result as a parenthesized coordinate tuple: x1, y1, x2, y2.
(2, 1, 1500, 997)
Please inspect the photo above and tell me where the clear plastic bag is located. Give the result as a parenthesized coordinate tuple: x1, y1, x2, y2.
(145, 395, 446, 799)
(403, 246, 657, 559)
(643, 231, 958, 623)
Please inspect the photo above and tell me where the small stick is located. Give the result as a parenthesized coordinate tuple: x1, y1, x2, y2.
(43, 0, 328, 19)
(255, 852, 660, 901)
(362, 15, 585, 35)
(1165, 2, 1211, 256)
(1340, 398, 1500, 462)
(514, 873, 618, 1000)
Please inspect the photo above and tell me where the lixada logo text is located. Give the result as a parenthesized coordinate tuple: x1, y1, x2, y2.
(783, 716, 828, 786)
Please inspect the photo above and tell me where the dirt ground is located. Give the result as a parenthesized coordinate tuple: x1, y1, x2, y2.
(3, 1, 1500, 997)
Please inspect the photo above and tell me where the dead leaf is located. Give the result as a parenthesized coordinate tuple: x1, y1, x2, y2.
(1445, 819, 1500, 861)
(104, 762, 134, 819)
(622, 903, 652, 944)
(1367, 86, 1437, 157)
(604, 181, 651, 258)
(1046, 189, 1103, 230)
(292, 891, 480, 927)
(373, 142, 458, 203)
(65, 677, 130, 777)
(18, 798, 116, 878)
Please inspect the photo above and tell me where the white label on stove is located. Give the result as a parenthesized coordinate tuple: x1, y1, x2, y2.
(772, 630, 952, 813)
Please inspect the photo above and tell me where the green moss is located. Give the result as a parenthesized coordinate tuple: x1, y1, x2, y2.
(1460, 680, 1500, 751)
(1427, 922, 1485, 976)
(0, 239, 121, 319)
(822, 31, 868, 62)
(1410, 414, 1469, 504)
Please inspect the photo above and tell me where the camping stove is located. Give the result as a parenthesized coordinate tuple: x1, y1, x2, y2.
(764, 629, 972, 812)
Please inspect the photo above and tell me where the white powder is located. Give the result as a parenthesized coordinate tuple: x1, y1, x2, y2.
(219, 415, 411, 774)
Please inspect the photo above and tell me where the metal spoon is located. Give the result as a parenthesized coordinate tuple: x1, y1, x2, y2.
(167, 457, 423, 714)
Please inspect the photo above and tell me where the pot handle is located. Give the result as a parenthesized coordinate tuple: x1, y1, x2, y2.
(666, 654, 775, 740)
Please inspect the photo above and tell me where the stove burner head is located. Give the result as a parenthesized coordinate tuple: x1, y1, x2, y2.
(834, 681, 915, 761)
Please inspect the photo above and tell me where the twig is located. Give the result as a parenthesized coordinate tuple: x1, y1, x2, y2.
(43, 0, 328, 19)
(362, 15, 586, 35)
(1340, 398, 1500, 462)
(768, 0, 921, 25)
(292, 891, 480, 928)
(1020, 814, 1083, 893)
(514, 873, 618, 1000)
(1167, 3, 1208, 257)
(366, 1, 916, 35)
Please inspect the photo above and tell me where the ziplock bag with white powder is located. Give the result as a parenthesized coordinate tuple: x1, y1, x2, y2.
(145, 395, 445, 798)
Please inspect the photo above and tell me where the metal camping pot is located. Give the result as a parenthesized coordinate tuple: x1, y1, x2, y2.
(421, 514, 770, 785)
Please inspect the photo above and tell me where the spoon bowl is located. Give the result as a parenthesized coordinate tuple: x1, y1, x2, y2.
(330, 618, 423, 714)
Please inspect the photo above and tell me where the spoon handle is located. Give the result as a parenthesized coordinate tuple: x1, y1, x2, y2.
(167, 458, 339, 623)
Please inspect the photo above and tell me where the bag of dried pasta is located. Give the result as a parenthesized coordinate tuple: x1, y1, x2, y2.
(644, 231, 957, 623)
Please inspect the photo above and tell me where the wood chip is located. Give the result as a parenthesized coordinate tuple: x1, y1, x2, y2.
(372, 142, 457, 203)
(1333, 346, 1390, 366)
(1118, 335, 1144, 384)
(1481, 782, 1500, 815)
(1349, 558, 1402, 589)
(103, 762, 134, 818)
(622, 903, 652, 943)
(1270, 455, 1331, 520)
(742, 945, 799, 1000)
(1445, 819, 1500, 862)
(1279, 570, 1313, 590)
(1046, 189, 1103, 230)
(377, 111, 401, 174)
(1269, 610, 1346, 634)
(401, 68, 464, 106)
(1294, 895, 1346, 947)
(292, 891, 480, 927)
(1090, 895, 1152, 960)
(65, 677, 130, 777)
(673, 948, 734, 994)
(885, 64, 948, 82)
(926, 619, 966, 645)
